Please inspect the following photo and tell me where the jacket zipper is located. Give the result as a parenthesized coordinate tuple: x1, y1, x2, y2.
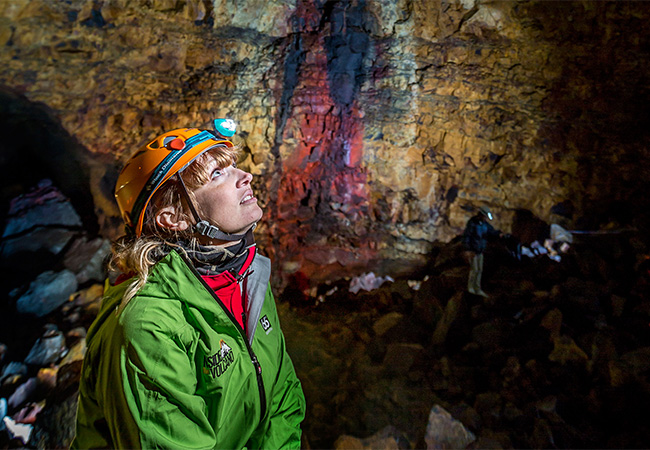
(180, 253, 268, 421)
(251, 354, 266, 420)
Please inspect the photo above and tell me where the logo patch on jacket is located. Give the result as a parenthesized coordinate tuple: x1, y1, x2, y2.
(204, 340, 235, 378)
(260, 315, 273, 334)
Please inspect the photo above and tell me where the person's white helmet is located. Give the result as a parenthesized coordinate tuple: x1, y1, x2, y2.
(479, 206, 493, 220)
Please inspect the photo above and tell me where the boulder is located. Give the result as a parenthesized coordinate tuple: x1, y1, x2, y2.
(15, 270, 78, 317)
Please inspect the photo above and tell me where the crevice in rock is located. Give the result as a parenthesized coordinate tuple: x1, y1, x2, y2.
(0, 87, 98, 236)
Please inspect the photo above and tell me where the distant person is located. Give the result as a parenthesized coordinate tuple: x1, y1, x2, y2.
(463, 205, 503, 297)
(72, 119, 306, 449)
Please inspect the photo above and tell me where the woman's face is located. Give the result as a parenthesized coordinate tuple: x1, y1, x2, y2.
(192, 156, 263, 240)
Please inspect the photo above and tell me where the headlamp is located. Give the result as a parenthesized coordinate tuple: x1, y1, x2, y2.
(213, 118, 237, 138)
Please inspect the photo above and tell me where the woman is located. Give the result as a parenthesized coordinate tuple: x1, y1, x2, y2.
(72, 119, 306, 449)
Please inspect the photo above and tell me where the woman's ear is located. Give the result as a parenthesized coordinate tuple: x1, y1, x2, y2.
(155, 206, 190, 231)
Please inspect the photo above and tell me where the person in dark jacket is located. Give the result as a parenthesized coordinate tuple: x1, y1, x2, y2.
(72, 119, 306, 449)
(463, 205, 502, 297)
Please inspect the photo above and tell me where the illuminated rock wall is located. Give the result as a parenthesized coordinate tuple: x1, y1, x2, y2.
(1, 0, 649, 286)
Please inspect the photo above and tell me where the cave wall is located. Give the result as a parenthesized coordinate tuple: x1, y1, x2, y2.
(1, 0, 649, 286)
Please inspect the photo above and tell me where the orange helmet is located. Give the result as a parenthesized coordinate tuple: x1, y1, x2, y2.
(115, 120, 236, 237)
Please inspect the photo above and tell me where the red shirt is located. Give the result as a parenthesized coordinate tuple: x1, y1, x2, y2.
(201, 247, 256, 332)
(202, 271, 246, 330)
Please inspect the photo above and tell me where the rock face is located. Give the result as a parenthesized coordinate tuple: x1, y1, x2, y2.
(1, 0, 649, 287)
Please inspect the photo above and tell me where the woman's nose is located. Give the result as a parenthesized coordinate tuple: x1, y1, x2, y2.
(236, 169, 253, 187)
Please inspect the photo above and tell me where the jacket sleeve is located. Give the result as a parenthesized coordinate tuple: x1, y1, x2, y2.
(486, 221, 501, 239)
(107, 305, 216, 450)
(254, 286, 306, 450)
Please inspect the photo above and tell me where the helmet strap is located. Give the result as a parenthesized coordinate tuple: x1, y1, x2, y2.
(175, 173, 249, 242)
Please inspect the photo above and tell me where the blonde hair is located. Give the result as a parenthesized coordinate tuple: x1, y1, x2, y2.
(110, 144, 241, 312)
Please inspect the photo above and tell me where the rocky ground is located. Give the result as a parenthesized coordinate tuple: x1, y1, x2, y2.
(0, 181, 649, 449)
(282, 230, 650, 449)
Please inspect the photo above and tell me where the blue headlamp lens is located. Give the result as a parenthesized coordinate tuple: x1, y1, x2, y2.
(213, 118, 237, 138)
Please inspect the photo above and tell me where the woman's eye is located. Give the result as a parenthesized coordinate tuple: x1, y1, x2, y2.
(211, 169, 224, 179)
(232, 162, 238, 169)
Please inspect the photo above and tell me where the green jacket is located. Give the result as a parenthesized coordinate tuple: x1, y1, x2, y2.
(72, 250, 305, 449)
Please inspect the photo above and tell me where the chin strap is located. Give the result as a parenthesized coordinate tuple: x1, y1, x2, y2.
(176, 173, 253, 242)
